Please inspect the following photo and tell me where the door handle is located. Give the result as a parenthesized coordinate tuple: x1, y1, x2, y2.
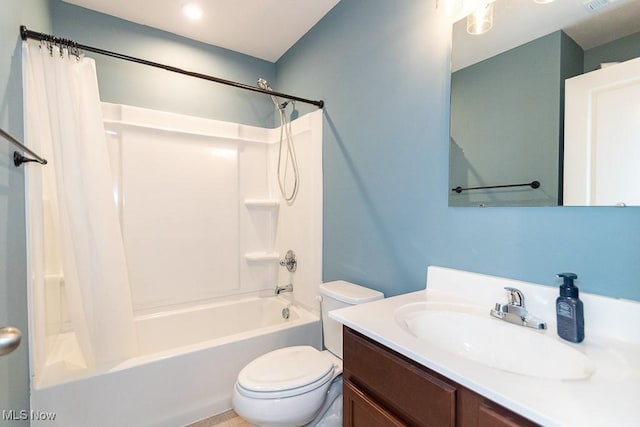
(0, 326, 22, 356)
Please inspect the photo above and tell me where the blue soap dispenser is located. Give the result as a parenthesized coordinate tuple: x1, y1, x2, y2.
(556, 273, 585, 343)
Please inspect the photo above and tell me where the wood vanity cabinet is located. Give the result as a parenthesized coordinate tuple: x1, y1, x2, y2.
(343, 327, 538, 427)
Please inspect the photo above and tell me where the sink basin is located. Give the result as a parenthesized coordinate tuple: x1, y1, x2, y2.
(395, 302, 594, 380)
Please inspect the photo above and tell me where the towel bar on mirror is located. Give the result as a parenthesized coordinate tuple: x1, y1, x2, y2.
(452, 180, 540, 194)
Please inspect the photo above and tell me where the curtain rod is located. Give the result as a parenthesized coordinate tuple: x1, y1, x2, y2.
(20, 25, 325, 109)
(0, 127, 48, 166)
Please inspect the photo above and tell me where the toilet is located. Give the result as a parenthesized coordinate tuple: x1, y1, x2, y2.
(232, 280, 384, 426)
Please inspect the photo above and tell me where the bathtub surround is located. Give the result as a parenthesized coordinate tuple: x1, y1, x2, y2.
(27, 105, 323, 425)
(99, 104, 321, 315)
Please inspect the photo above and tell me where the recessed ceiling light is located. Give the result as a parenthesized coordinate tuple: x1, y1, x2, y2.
(182, 3, 203, 20)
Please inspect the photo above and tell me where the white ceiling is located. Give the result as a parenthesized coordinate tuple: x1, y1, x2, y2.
(452, 0, 640, 71)
(61, 0, 341, 62)
(59, 0, 640, 69)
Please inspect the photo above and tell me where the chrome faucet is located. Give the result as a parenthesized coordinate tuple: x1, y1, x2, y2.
(490, 287, 546, 329)
(280, 250, 297, 272)
(275, 283, 293, 295)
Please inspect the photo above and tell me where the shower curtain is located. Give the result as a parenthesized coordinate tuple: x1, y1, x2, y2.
(23, 42, 137, 367)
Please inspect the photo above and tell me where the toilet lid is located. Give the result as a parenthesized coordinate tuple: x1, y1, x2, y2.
(237, 346, 335, 394)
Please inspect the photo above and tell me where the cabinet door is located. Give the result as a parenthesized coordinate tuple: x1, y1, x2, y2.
(344, 327, 456, 426)
(478, 402, 533, 427)
(344, 380, 406, 427)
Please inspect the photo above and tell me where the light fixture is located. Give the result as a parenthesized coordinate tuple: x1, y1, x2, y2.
(534, 0, 556, 3)
(182, 3, 203, 20)
(466, 2, 494, 35)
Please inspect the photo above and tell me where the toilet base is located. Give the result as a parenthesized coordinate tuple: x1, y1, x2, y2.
(233, 375, 343, 427)
(305, 377, 342, 427)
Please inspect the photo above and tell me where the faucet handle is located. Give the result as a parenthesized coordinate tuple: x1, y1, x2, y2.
(279, 250, 297, 272)
(504, 287, 525, 308)
(493, 303, 507, 313)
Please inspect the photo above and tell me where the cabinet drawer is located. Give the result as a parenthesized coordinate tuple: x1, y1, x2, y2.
(344, 327, 456, 426)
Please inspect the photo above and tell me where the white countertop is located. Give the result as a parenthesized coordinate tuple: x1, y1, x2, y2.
(329, 267, 640, 427)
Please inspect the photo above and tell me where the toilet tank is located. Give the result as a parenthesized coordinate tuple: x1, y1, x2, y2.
(320, 281, 384, 359)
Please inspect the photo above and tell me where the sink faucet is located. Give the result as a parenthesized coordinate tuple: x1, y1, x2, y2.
(490, 287, 546, 329)
(275, 283, 293, 295)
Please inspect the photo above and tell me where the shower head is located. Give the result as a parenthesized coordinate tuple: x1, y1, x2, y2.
(257, 77, 271, 91)
(257, 78, 288, 110)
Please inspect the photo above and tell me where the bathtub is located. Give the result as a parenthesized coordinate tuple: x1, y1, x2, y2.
(31, 296, 321, 427)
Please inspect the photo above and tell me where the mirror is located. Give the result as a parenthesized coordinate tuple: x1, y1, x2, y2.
(449, 0, 640, 207)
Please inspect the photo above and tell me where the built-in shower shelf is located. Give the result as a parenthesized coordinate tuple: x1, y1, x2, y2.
(244, 199, 280, 209)
(244, 252, 280, 263)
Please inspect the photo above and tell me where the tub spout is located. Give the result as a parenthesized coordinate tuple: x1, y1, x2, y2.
(275, 283, 293, 295)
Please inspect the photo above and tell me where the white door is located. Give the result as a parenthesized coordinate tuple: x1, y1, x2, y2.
(563, 57, 640, 206)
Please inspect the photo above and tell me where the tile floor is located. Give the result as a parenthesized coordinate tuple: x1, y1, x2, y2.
(188, 410, 250, 427)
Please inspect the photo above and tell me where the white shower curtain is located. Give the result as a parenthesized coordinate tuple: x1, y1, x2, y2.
(23, 42, 137, 367)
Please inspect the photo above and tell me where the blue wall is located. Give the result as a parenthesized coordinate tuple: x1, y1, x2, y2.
(0, 0, 51, 422)
(50, 0, 277, 127)
(277, 0, 640, 301)
(584, 31, 640, 73)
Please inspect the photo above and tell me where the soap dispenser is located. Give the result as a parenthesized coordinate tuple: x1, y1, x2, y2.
(556, 273, 585, 343)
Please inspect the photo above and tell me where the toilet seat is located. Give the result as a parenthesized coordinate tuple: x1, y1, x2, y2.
(236, 346, 336, 399)
(236, 367, 335, 399)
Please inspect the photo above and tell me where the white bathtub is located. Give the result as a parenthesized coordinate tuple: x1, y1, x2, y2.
(31, 296, 321, 427)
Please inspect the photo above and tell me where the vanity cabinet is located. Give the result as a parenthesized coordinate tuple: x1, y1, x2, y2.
(343, 327, 538, 427)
